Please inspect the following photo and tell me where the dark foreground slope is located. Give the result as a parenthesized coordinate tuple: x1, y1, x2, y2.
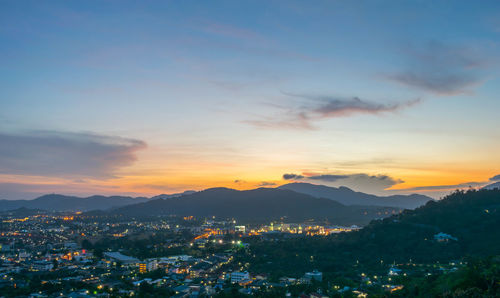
(111, 187, 399, 224)
(279, 182, 432, 209)
(239, 189, 500, 276)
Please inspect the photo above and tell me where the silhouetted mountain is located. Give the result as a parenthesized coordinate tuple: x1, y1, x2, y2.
(278, 182, 431, 209)
(110, 187, 400, 224)
(0, 194, 149, 212)
(150, 190, 197, 200)
(483, 181, 500, 190)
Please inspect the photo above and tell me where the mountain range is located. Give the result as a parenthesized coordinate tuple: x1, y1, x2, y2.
(109, 187, 400, 224)
(278, 182, 431, 209)
(0, 184, 432, 224)
(0, 194, 150, 212)
(150, 190, 197, 200)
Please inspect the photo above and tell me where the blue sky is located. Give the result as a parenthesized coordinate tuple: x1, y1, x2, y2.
(1, 1, 500, 199)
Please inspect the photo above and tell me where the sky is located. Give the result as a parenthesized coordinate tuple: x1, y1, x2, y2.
(1, 0, 500, 200)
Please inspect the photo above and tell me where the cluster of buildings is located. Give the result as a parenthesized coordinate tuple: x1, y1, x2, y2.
(0, 211, 372, 297)
(241, 223, 361, 236)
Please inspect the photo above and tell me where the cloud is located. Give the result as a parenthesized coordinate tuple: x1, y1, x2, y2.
(345, 174, 404, 188)
(305, 95, 417, 118)
(307, 173, 402, 188)
(282, 172, 404, 194)
(489, 174, 500, 181)
(386, 41, 485, 95)
(0, 131, 146, 178)
(283, 173, 304, 180)
(396, 181, 487, 192)
(245, 93, 419, 130)
(393, 174, 500, 197)
(306, 174, 349, 182)
(257, 181, 276, 187)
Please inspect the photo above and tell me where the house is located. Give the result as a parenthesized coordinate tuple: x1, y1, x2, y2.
(303, 270, 322, 282)
(230, 271, 250, 283)
(388, 267, 402, 276)
(434, 232, 458, 242)
(132, 278, 152, 286)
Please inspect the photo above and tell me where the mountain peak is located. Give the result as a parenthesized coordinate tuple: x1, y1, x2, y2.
(278, 182, 431, 209)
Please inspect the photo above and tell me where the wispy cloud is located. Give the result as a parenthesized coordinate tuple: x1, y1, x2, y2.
(396, 181, 487, 192)
(192, 20, 316, 61)
(257, 181, 276, 187)
(0, 131, 146, 179)
(246, 93, 419, 130)
(396, 173, 500, 193)
(386, 41, 485, 95)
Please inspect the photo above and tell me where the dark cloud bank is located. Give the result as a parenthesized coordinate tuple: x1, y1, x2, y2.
(0, 131, 146, 178)
(283, 172, 403, 192)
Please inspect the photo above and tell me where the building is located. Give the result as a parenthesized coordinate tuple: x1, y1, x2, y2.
(139, 259, 158, 273)
(0, 242, 13, 251)
(147, 259, 158, 271)
(103, 252, 140, 265)
(388, 267, 402, 276)
(235, 225, 246, 233)
(434, 232, 458, 242)
(231, 271, 250, 283)
(304, 270, 322, 282)
(64, 242, 78, 250)
(31, 260, 53, 271)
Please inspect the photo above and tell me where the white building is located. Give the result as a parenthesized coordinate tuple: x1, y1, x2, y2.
(231, 271, 250, 283)
(104, 252, 140, 265)
(389, 267, 402, 276)
(304, 270, 323, 282)
(235, 225, 246, 233)
(434, 232, 457, 242)
(146, 259, 158, 271)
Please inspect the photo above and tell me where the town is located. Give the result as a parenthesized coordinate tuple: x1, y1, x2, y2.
(0, 210, 464, 297)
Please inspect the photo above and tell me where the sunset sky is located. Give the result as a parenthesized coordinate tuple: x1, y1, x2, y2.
(1, 1, 500, 200)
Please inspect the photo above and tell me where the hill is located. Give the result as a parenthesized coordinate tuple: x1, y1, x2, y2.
(110, 187, 400, 225)
(278, 182, 431, 209)
(238, 189, 500, 277)
(0, 194, 150, 212)
(150, 190, 197, 200)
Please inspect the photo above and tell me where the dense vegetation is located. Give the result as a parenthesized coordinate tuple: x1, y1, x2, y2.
(398, 256, 500, 297)
(234, 189, 500, 287)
